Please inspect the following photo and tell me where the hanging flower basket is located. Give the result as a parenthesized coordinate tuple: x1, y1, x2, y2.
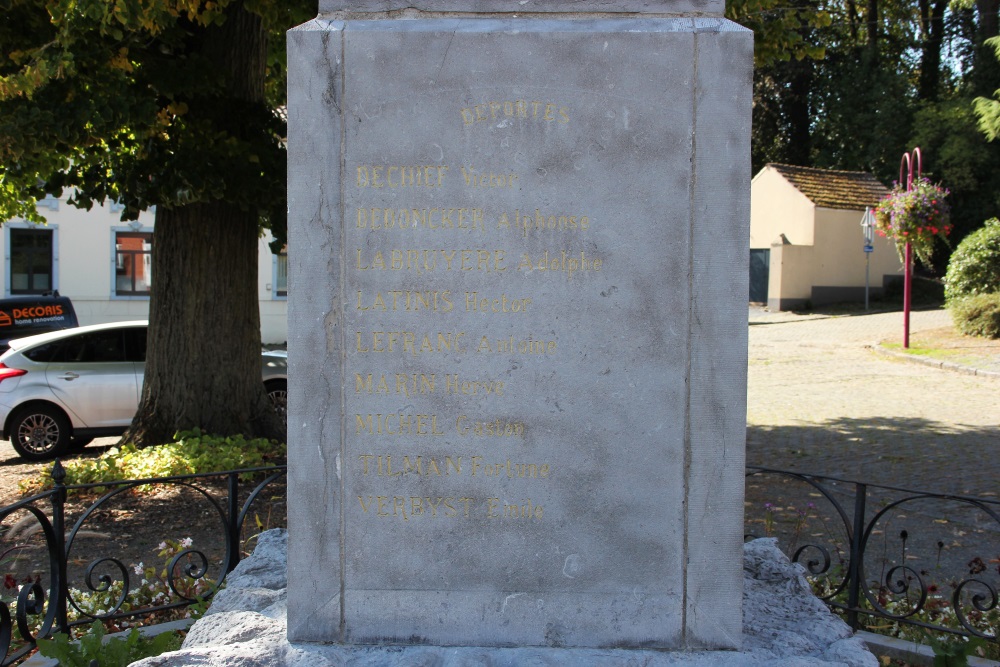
(873, 177, 952, 265)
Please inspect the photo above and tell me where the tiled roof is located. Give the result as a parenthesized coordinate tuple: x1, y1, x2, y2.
(768, 163, 889, 211)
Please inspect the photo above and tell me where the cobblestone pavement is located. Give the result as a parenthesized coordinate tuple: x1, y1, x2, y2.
(746, 306, 1000, 498)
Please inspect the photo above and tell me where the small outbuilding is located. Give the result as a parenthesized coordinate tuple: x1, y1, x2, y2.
(750, 163, 903, 311)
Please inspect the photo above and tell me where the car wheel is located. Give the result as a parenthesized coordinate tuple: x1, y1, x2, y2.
(10, 405, 71, 461)
(265, 380, 287, 427)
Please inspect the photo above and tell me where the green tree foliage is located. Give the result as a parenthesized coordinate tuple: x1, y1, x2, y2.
(810, 54, 916, 179)
(973, 36, 1000, 140)
(0, 0, 313, 444)
(727, 0, 831, 66)
(912, 99, 1000, 265)
(727, 0, 831, 171)
(0, 0, 303, 238)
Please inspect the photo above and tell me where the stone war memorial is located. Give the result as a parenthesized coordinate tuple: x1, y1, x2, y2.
(286, 0, 752, 654)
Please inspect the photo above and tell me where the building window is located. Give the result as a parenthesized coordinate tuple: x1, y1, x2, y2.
(275, 247, 288, 298)
(114, 231, 153, 296)
(9, 228, 54, 294)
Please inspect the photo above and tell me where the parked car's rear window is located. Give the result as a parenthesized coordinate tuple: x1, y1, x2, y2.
(124, 327, 146, 362)
(51, 331, 127, 363)
(20, 326, 147, 364)
(22, 341, 61, 363)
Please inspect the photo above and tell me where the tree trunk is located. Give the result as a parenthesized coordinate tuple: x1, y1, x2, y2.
(867, 0, 880, 62)
(978, 0, 999, 41)
(918, 0, 948, 101)
(123, 203, 283, 445)
(121, 2, 283, 445)
(847, 0, 860, 44)
(784, 58, 813, 165)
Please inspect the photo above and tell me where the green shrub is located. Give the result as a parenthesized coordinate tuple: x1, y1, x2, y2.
(944, 218, 1000, 302)
(36, 621, 182, 667)
(23, 429, 285, 493)
(949, 292, 1000, 339)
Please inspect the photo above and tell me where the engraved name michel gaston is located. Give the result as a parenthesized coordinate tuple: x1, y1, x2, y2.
(349, 98, 603, 525)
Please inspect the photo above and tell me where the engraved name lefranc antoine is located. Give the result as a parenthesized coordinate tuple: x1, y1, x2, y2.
(352, 102, 595, 524)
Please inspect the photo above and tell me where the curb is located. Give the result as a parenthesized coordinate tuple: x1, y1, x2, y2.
(871, 344, 1000, 380)
(859, 630, 1000, 667)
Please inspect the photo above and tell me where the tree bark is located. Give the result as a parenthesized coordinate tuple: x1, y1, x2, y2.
(918, 0, 948, 101)
(124, 202, 283, 444)
(784, 58, 813, 165)
(978, 0, 999, 41)
(121, 2, 283, 445)
(847, 0, 860, 44)
(866, 0, 880, 62)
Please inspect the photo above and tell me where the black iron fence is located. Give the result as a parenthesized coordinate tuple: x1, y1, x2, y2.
(746, 466, 1000, 644)
(0, 461, 286, 666)
(0, 464, 996, 664)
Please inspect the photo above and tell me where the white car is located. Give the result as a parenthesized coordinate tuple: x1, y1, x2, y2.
(0, 321, 287, 460)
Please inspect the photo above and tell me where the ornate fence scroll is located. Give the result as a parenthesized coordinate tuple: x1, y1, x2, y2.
(747, 466, 1000, 642)
(0, 462, 286, 665)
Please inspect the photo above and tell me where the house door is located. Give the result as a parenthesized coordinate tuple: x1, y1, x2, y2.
(749, 249, 769, 303)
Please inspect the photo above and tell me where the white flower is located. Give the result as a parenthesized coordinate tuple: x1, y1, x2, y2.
(180, 537, 193, 548)
(133, 562, 144, 575)
(158, 542, 167, 550)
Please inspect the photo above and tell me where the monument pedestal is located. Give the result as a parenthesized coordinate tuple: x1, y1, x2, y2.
(127, 531, 879, 667)
(287, 4, 751, 650)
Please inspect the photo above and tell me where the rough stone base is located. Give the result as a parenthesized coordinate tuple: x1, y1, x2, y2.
(130, 531, 877, 667)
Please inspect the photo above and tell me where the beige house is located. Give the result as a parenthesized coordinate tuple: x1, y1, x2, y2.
(2, 195, 288, 343)
(751, 163, 903, 311)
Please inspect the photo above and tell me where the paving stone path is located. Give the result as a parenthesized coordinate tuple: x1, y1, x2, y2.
(746, 307, 1000, 592)
(747, 307, 1000, 498)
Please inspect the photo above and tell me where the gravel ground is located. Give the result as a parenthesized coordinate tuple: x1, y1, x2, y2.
(746, 306, 1000, 495)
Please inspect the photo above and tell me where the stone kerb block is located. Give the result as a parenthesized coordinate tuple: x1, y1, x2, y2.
(286, 9, 751, 651)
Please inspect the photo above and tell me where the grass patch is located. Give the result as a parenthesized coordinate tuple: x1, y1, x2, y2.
(880, 332, 1000, 368)
(881, 341, 952, 358)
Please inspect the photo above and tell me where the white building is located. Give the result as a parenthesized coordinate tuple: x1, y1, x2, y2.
(750, 164, 902, 311)
(3, 195, 288, 343)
